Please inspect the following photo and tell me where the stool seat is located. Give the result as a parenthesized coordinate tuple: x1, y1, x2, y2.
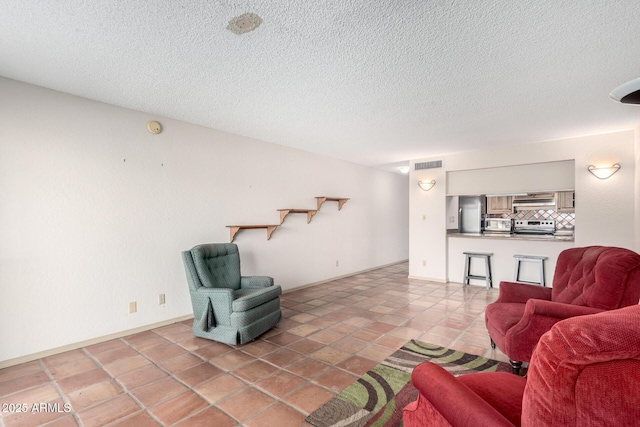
(513, 254, 548, 286)
(463, 252, 493, 289)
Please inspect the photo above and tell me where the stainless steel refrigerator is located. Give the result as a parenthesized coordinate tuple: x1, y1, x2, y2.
(459, 196, 485, 233)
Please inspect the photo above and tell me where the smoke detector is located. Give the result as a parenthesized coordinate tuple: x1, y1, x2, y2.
(227, 13, 263, 35)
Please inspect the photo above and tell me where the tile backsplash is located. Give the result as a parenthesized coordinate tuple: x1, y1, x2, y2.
(490, 210, 575, 231)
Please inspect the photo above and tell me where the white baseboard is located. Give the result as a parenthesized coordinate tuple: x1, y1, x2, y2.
(407, 275, 448, 283)
(0, 314, 194, 369)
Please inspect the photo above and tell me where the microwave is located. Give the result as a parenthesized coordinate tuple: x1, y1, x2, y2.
(484, 218, 512, 233)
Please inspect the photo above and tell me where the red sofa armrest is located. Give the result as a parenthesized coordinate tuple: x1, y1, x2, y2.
(496, 281, 553, 304)
(525, 299, 605, 319)
(505, 299, 605, 362)
(407, 363, 514, 427)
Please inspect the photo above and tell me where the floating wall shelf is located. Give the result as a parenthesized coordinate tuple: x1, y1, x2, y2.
(277, 209, 318, 224)
(226, 196, 349, 242)
(227, 225, 279, 243)
(316, 197, 349, 211)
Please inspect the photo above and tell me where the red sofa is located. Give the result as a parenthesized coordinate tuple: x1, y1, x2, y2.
(485, 246, 640, 373)
(403, 305, 640, 427)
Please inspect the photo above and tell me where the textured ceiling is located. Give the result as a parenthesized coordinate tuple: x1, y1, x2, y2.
(2, 1, 640, 171)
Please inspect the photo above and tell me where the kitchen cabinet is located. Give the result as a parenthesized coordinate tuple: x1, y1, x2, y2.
(486, 196, 513, 214)
(556, 191, 575, 213)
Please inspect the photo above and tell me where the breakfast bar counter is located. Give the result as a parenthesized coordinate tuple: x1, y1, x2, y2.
(447, 234, 574, 287)
(448, 232, 574, 242)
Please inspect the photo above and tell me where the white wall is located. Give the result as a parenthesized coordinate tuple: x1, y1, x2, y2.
(410, 130, 637, 281)
(0, 78, 409, 364)
(409, 159, 448, 281)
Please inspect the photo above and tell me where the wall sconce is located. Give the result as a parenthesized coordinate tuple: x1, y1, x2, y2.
(587, 163, 621, 179)
(418, 180, 436, 191)
(398, 166, 410, 174)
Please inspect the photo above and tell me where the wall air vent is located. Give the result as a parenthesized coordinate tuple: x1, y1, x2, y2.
(415, 160, 442, 170)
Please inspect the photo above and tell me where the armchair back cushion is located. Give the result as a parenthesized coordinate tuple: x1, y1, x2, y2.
(192, 243, 241, 290)
(522, 304, 640, 426)
(552, 246, 640, 309)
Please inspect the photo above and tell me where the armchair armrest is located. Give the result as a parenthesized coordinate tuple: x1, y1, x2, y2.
(241, 276, 274, 289)
(496, 281, 552, 304)
(409, 363, 513, 427)
(505, 299, 605, 361)
(525, 299, 605, 319)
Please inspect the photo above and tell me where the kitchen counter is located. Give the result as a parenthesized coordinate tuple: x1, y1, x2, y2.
(448, 232, 574, 242)
(447, 234, 574, 286)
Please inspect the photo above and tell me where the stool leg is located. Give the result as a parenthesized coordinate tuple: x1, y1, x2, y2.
(463, 256, 470, 287)
(514, 259, 520, 282)
(540, 260, 545, 287)
(485, 256, 492, 289)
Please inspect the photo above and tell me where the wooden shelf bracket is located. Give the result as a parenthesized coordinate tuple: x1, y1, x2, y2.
(226, 225, 279, 243)
(278, 209, 318, 224)
(316, 197, 349, 211)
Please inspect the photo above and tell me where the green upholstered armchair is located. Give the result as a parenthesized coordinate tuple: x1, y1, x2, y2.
(182, 243, 282, 345)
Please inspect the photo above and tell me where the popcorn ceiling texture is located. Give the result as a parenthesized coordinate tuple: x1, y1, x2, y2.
(1, 1, 639, 167)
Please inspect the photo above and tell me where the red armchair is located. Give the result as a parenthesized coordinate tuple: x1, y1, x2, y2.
(403, 305, 640, 427)
(485, 246, 640, 373)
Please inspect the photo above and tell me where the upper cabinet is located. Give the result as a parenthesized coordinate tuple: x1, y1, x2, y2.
(486, 196, 513, 214)
(556, 191, 575, 213)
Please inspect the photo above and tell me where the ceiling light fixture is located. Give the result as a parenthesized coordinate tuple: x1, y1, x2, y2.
(610, 77, 640, 104)
(227, 13, 263, 35)
(587, 163, 621, 179)
(398, 166, 410, 174)
(418, 180, 436, 191)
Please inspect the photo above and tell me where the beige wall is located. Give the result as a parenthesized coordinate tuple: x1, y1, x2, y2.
(0, 77, 409, 364)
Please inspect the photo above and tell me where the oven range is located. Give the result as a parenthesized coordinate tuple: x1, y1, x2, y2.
(513, 219, 556, 235)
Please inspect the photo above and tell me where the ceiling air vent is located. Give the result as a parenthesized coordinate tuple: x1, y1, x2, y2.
(415, 160, 442, 170)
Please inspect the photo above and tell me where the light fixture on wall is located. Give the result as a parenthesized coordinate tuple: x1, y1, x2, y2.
(587, 163, 621, 179)
(418, 180, 436, 191)
(398, 166, 410, 174)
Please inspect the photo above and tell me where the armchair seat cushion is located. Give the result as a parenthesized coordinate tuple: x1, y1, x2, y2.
(485, 303, 526, 336)
(233, 286, 282, 312)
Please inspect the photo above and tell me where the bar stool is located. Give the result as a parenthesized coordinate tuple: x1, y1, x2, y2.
(513, 254, 548, 286)
(463, 252, 493, 289)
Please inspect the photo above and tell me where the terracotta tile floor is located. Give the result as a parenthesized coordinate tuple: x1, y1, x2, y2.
(0, 262, 507, 426)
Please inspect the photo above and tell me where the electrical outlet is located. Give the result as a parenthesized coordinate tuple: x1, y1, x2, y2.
(158, 294, 166, 305)
(129, 301, 137, 314)
(422, 214, 426, 221)
(336, 260, 339, 267)
(422, 260, 427, 267)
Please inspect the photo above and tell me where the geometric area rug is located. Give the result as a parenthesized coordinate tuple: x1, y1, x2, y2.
(305, 340, 513, 427)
